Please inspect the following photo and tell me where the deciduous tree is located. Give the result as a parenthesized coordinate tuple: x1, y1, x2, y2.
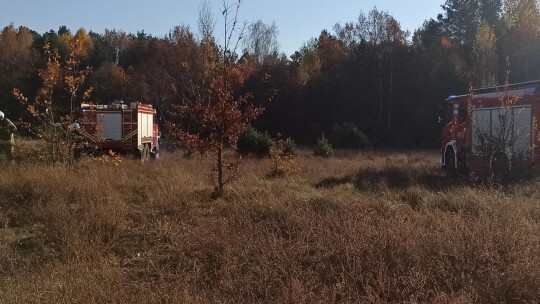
(169, 0, 263, 196)
(13, 28, 93, 166)
(473, 22, 497, 86)
(502, 0, 540, 81)
(0, 24, 38, 117)
(243, 20, 279, 65)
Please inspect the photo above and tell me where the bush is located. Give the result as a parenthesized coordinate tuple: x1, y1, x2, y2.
(283, 138, 296, 156)
(313, 134, 334, 158)
(236, 125, 273, 157)
(329, 122, 371, 150)
(268, 136, 300, 177)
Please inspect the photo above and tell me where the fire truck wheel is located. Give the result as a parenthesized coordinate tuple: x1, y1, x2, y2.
(151, 141, 160, 160)
(444, 150, 457, 177)
(145, 144, 151, 161)
(141, 144, 150, 162)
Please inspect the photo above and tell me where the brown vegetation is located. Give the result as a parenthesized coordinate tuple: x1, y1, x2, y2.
(1, 148, 540, 303)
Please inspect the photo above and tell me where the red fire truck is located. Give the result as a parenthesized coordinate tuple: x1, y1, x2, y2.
(441, 80, 540, 174)
(76, 101, 160, 160)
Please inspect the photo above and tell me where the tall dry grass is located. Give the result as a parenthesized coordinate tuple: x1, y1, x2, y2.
(0, 148, 539, 303)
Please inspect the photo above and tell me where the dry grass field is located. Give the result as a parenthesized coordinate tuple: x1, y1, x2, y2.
(1, 146, 540, 303)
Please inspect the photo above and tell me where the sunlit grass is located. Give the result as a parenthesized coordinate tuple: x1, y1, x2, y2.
(0, 148, 539, 303)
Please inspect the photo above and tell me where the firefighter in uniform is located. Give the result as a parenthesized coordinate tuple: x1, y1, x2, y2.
(0, 111, 17, 163)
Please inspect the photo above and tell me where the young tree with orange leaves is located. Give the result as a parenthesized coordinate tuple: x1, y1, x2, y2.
(169, 0, 263, 196)
(13, 28, 93, 166)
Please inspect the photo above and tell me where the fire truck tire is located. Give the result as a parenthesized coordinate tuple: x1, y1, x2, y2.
(141, 144, 150, 162)
(444, 150, 457, 177)
(151, 140, 160, 160)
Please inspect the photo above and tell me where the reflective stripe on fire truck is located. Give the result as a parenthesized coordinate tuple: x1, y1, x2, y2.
(122, 129, 137, 141)
(79, 130, 98, 143)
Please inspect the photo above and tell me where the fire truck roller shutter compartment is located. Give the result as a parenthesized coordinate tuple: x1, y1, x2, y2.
(472, 108, 492, 155)
(138, 111, 154, 147)
(471, 106, 531, 158)
(512, 106, 532, 159)
(98, 113, 122, 140)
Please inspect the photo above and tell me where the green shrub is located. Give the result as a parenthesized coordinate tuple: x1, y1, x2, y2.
(329, 122, 371, 150)
(283, 138, 296, 156)
(313, 133, 334, 157)
(236, 125, 273, 157)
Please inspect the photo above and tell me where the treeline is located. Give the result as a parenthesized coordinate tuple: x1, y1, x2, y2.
(1, 0, 539, 148)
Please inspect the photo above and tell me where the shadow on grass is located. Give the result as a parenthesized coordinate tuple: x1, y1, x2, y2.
(316, 164, 540, 192)
(316, 166, 470, 191)
(355, 167, 459, 191)
(314, 176, 355, 188)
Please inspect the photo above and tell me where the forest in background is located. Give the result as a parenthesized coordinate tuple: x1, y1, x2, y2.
(1, 0, 539, 148)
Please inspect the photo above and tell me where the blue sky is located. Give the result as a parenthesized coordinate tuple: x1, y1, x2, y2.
(1, 0, 444, 56)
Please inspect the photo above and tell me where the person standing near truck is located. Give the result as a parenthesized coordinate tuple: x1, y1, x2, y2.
(0, 111, 17, 163)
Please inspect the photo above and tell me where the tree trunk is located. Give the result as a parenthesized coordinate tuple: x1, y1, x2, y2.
(68, 95, 74, 168)
(216, 148, 224, 196)
(482, 57, 486, 87)
(378, 55, 383, 122)
(387, 55, 393, 136)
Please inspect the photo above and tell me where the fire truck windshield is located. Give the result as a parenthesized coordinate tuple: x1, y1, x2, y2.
(458, 102, 468, 124)
(442, 103, 453, 125)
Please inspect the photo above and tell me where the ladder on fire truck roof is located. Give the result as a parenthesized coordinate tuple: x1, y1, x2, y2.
(473, 79, 539, 95)
(447, 80, 540, 101)
(122, 109, 135, 153)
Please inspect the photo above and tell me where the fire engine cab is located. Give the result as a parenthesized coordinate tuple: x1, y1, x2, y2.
(77, 101, 160, 160)
(441, 80, 540, 174)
